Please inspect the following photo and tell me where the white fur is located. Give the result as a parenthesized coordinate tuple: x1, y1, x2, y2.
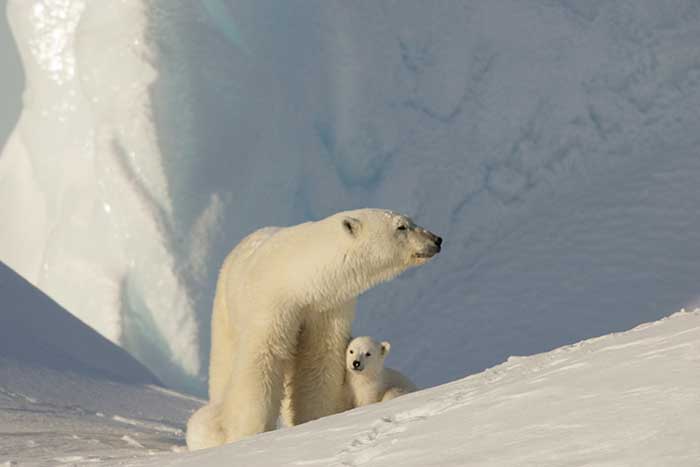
(344, 336, 417, 408)
(185, 403, 224, 451)
(186, 209, 439, 450)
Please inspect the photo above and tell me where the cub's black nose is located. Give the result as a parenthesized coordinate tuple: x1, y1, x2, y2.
(352, 360, 361, 369)
(435, 236, 443, 246)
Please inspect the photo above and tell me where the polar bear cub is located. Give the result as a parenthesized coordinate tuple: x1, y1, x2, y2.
(345, 336, 417, 407)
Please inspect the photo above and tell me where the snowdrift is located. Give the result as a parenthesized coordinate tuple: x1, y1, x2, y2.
(141, 309, 700, 467)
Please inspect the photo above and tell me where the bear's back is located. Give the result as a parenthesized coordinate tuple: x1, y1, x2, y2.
(383, 367, 418, 393)
(232, 227, 282, 263)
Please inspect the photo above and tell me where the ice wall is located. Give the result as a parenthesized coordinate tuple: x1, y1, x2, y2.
(0, 0, 23, 151)
(0, 0, 204, 393)
(2, 0, 700, 394)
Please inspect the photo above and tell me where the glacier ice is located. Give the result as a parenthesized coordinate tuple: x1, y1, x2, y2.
(2, 0, 700, 394)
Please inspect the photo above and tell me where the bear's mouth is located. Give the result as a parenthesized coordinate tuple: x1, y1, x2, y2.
(413, 252, 435, 259)
(413, 247, 440, 259)
(414, 240, 441, 259)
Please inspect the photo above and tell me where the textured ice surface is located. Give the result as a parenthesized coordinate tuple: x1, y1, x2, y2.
(2, 0, 700, 394)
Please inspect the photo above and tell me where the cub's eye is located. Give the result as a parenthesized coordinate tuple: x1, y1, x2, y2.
(366, 352, 372, 357)
(349, 350, 354, 354)
(397, 225, 407, 231)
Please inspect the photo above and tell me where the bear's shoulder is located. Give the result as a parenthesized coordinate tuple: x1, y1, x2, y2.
(230, 226, 282, 261)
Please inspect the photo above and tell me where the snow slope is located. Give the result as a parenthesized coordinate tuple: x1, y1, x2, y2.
(0, 360, 196, 465)
(0, 310, 700, 467)
(0, 261, 157, 385)
(0, 260, 199, 465)
(3, 266, 698, 466)
(2, 0, 700, 397)
(124, 309, 700, 466)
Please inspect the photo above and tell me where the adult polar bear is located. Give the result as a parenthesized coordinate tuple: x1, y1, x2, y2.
(187, 209, 441, 449)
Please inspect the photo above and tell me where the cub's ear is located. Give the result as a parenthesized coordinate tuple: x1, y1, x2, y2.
(342, 217, 362, 237)
(380, 341, 391, 356)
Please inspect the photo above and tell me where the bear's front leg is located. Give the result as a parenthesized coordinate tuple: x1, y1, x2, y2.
(285, 300, 355, 425)
(220, 349, 286, 443)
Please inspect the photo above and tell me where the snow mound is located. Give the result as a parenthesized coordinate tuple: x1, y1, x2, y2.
(0, 261, 157, 385)
(137, 309, 700, 467)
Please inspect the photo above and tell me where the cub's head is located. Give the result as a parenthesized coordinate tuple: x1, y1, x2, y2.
(333, 209, 442, 288)
(346, 336, 390, 378)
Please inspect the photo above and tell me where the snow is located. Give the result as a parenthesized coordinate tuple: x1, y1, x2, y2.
(2, 0, 700, 397)
(3, 269, 698, 465)
(0, 260, 199, 465)
(0, 359, 195, 465)
(151, 309, 700, 467)
(0, 261, 157, 384)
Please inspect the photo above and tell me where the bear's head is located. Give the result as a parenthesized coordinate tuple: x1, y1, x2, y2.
(346, 336, 390, 378)
(334, 209, 441, 290)
(300, 209, 441, 306)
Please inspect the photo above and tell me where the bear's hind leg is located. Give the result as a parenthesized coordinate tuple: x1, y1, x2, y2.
(220, 351, 286, 443)
(186, 402, 225, 451)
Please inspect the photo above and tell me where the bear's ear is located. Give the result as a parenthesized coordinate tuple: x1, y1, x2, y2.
(380, 341, 391, 356)
(342, 217, 362, 237)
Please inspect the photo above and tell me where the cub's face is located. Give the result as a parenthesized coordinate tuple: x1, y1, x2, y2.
(346, 336, 391, 378)
(340, 210, 442, 274)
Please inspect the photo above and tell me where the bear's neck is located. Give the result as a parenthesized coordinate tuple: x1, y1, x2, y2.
(289, 242, 407, 309)
(277, 256, 364, 309)
(305, 266, 404, 310)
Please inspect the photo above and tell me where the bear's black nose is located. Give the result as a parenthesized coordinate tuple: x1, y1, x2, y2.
(435, 236, 442, 246)
(352, 360, 361, 369)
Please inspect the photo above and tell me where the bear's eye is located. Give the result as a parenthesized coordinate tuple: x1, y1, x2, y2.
(366, 352, 371, 357)
(396, 225, 407, 231)
(349, 350, 354, 354)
